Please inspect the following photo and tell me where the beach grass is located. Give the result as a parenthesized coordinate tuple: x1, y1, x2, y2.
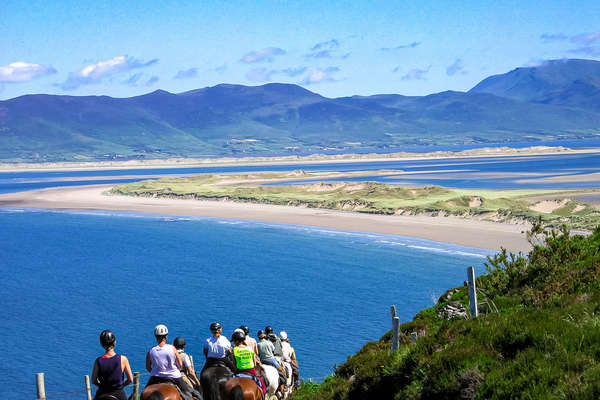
(109, 170, 600, 231)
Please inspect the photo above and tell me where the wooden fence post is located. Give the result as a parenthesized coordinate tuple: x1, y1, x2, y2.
(85, 375, 92, 400)
(391, 305, 399, 351)
(133, 372, 141, 400)
(410, 332, 417, 344)
(36, 373, 46, 400)
(467, 266, 479, 318)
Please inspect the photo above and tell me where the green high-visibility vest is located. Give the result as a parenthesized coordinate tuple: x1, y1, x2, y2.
(234, 346, 255, 370)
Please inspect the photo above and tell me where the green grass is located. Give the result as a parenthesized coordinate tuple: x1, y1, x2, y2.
(292, 225, 600, 399)
(109, 171, 600, 231)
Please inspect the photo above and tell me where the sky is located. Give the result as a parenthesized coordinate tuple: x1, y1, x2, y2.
(1, 0, 599, 100)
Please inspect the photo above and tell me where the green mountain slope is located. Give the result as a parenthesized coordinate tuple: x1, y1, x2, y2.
(1, 60, 600, 162)
(293, 224, 600, 399)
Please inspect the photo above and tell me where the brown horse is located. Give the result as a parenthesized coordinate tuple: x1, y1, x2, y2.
(221, 378, 263, 400)
(142, 383, 183, 400)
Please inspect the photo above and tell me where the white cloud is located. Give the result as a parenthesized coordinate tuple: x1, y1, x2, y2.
(398, 66, 431, 81)
(571, 31, 600, 45)
(241, 47, 286, 63)
(446, 59, 466, 76)
(0, 62, 57, 83)
(174, 68, 198, 79)
(302, 67, 340, 85)
(61, 55, 157, 90)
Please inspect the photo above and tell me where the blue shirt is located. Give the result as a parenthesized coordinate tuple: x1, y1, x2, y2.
(204, 335, 231, 358)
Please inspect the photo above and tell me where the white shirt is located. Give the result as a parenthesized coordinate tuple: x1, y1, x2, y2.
(204, 335, 231, 358)
(149, 344, 182, 378)
(281, 341, 293, 362)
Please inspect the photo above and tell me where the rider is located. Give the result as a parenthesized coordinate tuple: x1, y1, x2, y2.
(265, 326, 284, 360)
(256, 330, 279, 370)
(257, 330, 287, 390)
(229, 330, 266, 395)
(203, 322, 235, 371)
(239, 325, 258, 355)
(173, 337, 202, 397)
(280, 331, 300, 389)
(91, 330, 133, 400)
(145, 324, 195, 400)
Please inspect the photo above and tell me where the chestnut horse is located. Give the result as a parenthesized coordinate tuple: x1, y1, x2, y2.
(142, 383, 182, 400)
(222, 378, 263, 400)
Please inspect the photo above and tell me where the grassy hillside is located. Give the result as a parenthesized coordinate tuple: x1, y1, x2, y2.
(293, 224, 600, 399)
(109, 172, 600, 231)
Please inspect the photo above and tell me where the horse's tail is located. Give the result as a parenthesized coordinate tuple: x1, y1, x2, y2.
(231, 385, 245, 400)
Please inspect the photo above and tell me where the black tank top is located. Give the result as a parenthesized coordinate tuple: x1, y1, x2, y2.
(95, 354, 124, 394)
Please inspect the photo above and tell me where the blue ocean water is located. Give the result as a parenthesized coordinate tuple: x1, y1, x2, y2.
(1, 149, 598, 398)
(0, 208, 492, 399)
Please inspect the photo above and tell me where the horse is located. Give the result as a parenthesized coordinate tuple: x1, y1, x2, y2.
(221, 378, 263, 400)
(200, 363, 233, 400)
(141, 383, 182, 400)
(259, 364, 280, 396)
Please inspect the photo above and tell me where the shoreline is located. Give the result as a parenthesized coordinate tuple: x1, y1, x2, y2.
(0, 185, 533, 253)
(1, 145, 598, 172)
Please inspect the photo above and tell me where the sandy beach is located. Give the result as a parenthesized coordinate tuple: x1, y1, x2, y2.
(0, 185, 533, 253)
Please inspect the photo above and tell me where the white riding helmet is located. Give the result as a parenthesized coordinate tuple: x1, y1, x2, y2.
(154, 324, 169, 336)
(280, 331, 288, 340)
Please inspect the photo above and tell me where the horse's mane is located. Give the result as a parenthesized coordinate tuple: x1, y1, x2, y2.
(145, 391, 165, 400)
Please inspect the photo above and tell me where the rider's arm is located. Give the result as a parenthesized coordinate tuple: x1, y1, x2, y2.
(121, 355, 133, 386)
(203, 343, 208, 358)
(145, 352, 152, 373)
(91, 359, 99, 387)
(173, 346, 183, 369)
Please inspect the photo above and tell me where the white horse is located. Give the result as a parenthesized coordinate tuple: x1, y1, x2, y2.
(261, 363, 280, 396)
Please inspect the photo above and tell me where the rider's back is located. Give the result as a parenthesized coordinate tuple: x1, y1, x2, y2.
(149, 344, 181, 378)
(95, 354, 124, 394)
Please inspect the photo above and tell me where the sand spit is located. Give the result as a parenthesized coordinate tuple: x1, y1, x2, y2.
(0, 185, 532, 253)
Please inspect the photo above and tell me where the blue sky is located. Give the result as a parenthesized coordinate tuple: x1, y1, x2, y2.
(1, 0, 599, 100)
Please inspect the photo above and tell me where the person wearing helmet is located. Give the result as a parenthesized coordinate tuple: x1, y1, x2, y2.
(145, 324, 195, 400)
(91, 330, 133, 400)
(265, 326, 284, 360)
(202, 322, 235, 371)
(257, 330, 279, 370)
(239, 325, 258, 355)
(229, 330, 266, 395)
(173, 337, 202, 395)
(280, 331, 300, 390)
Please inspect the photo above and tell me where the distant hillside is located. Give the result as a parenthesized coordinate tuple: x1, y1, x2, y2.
(470, 59, 600, 111)
(1, 60, 600, 162)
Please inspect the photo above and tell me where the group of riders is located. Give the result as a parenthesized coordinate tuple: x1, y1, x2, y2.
(91, 322, 300, 400)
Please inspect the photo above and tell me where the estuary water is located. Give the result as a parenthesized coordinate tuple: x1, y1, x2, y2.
(1, 150, 598, 399)
(1, 208, 491, 399)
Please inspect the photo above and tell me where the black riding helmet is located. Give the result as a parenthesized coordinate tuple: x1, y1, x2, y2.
(173, 337, 186, 349)
(232, 330, 246, 343)
(100, 330, 116, 348)
(265, 326, 274, 334)
(257, 329, 266, 338)
(239, 325, 250, 335)
(210, 322, 222, 331)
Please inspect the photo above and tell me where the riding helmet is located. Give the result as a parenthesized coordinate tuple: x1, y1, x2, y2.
(239, 325, 250, 335)
(232, 330, 246, 343)
(280, 331, 288, 341)
(173, 336, 186, 348)
(265, 326, 274, 334)
(99, 330, 116, 348)
(210, 322, 222, 331)
(257, 329, 266, 338)
(154, 324, 169, 336)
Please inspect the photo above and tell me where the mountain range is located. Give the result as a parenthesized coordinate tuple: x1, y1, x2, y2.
(1, 58, 599, 162)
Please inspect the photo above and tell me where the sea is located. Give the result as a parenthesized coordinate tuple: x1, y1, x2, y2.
(2, 145, 599, 399)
